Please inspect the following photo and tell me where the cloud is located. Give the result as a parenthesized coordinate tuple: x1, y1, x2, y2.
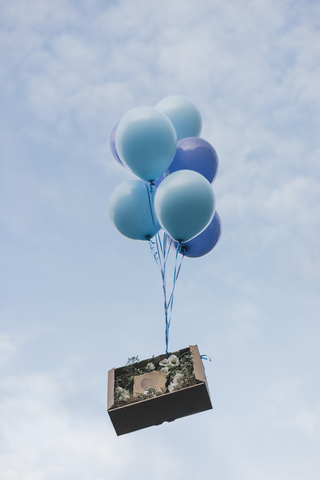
(0, 334, 16, 367)
(288, 407, 320, 438)
(0, 370, 121, 480)
(0, 364, 185, 480)
(3, 0, 319, 129)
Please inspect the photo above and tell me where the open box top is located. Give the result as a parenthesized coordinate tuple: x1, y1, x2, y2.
(107, 345, 212, 435)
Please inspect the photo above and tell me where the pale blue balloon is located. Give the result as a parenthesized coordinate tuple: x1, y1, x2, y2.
(154, 170, 215, 243)
(155, 96, 202, 140)
(115, 107, 177, 182)
(108, 180, 160, 241)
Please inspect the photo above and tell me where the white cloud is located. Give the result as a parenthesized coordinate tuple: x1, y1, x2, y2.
(292, 407, 320, 438)
(0, 366, 184, 480)
(3, 0, 319, 129)
(0, 334, 16, 367)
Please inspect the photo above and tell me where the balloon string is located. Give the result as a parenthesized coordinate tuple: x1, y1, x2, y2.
(166, 246, 184, 354)
(163, 232, 173, 265)
(146, 183, 168, 353)
(167, 245, 184, 311)
(146, 182, 164, 270)
(145, 182, 184, 355)
(148, 238, 160, 268)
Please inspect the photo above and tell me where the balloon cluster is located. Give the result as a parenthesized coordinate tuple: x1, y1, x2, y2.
(108, 95, 221, 258)
(108, 95, 221, 354)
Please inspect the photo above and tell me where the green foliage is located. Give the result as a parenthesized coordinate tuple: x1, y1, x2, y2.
(126, 356, 139, 366)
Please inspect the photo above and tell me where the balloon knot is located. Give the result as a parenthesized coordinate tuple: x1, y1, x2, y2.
(177, 243, 187, 253)
(148, 180, 155, 192)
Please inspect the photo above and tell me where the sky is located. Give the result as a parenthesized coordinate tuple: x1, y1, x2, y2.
(1, 0, 320, 478)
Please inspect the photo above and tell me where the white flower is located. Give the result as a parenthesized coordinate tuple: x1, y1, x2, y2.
(173, 372, 183, 382)
(116, 386, 130, 401)
(168, 354, 179, 366)
(160, 366, 169, 375)
(145, 362, 155, 371)
(159, 358, 169, 367)
(168, 372, 184, 392)
(119, 393, 130, 401)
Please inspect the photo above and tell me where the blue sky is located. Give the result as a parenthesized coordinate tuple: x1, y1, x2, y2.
(1, 0, 320, 478)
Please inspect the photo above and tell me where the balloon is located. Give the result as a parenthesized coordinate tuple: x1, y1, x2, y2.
(173, 211, 221, 258)
(108, 180, 160, 241)
(109, 121, 126, 167)
(154, 170, 215, 243)
(167, 137, 219, 184)
(155, 96, 202, 140)
(115, 107, 177, 182)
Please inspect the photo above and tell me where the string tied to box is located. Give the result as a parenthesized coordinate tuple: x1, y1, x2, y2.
(200, 355, 212, 362)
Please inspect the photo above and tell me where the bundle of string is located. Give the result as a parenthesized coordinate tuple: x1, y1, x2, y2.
(146, 182, 184, 356)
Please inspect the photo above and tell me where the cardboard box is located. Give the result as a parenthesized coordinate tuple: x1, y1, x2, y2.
(107, 345, 212, 436)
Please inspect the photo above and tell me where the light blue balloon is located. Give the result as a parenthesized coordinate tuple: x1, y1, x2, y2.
(155, 96, 202, 141)
(115, 107, 177, 182)
(154, 170, 215, 243)
(108, 180, 160, 241)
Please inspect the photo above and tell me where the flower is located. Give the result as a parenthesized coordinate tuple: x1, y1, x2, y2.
(168, 372, 184, 392)
(116, 386, 130, 401)
(168, 381, 180, 392)
(116, 386, 125, 394)
(159, 358, 169, 367)
(119, 393, 130, 401)
(145, 362, 155, 371)
(168, 354, 179, 366)
(160, 366, 169, 375)
(173, 372, 183, 382)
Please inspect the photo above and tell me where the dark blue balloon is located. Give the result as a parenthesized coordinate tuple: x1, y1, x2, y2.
(173, 211, 221, 258)
(109, 121, 126, 167)
(154, 137, 219, 187)
(169, 137, 218, 183)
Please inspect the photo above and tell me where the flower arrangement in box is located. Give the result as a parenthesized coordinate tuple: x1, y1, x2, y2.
(110, 349, 199, 409)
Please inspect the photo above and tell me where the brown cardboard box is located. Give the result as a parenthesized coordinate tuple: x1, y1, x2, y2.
(107, 345, 212, 436)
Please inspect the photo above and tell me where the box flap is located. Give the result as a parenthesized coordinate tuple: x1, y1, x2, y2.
(107, 368, 115, 410)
